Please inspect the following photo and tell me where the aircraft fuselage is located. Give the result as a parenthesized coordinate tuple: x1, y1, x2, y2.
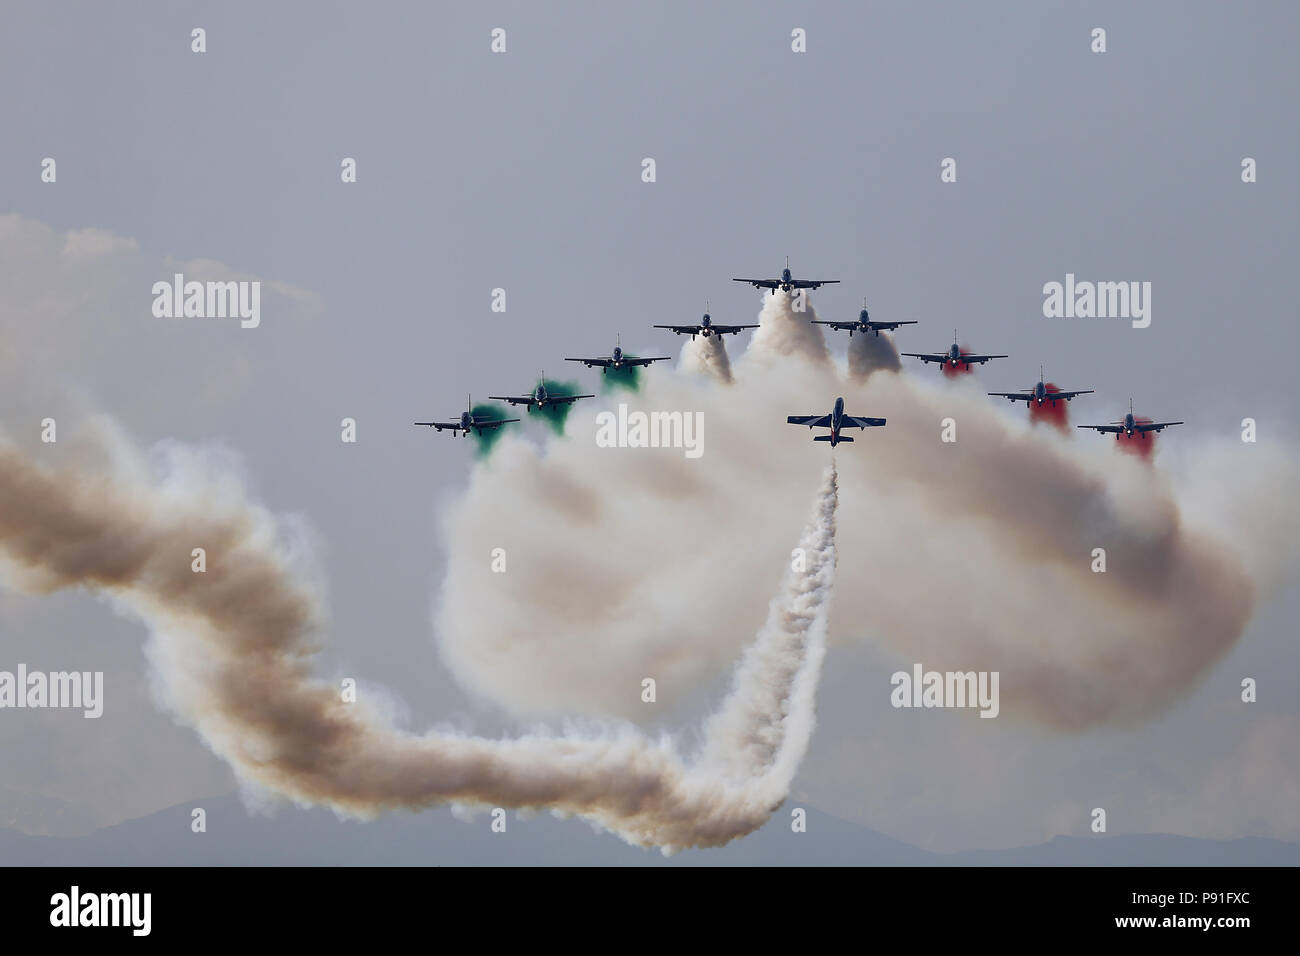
(828, 396, 846, 446)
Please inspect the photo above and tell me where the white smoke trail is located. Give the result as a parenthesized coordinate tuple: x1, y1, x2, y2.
(679, 334, 733, 384)
(697, 465, 836, 785)
(848, 329, 902, 380)
(747, 291, 831, 366)
(437, 297, 1300, 731)
(0, 424, 838, 851)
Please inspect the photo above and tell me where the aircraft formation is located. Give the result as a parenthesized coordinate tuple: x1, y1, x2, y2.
(415, 258, 1185, 446)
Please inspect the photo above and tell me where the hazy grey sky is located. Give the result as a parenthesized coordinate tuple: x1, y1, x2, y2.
(1, 1, 1297, 858)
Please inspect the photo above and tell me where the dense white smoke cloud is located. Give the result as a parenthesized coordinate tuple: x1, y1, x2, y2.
(437, 292, 1300, 731)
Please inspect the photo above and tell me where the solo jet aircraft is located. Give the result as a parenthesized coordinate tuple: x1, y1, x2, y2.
(565, 335, 670, 373)
(490, 374, 595, 412)
(988, 367, 1094, 406)
(1077, 399, 1184, 440)
(655, 303, 757, 340)
(813, 299, 918, 337)
(414, 395, 519, 436)
(787, 396, 886, 447)
(733, 257, 839, 295)
(903, 330, 1008, 370)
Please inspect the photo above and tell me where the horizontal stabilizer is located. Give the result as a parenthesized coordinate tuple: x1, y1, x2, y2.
(813, 435, 853, 442)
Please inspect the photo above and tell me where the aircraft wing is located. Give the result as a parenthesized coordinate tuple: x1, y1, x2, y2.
(487, 395, 533, 406)
(811, 320, 856, 330)
(961, 354, 1008, 365)
(901, 352, 947, 365)
(790, 279, 839, 290)
(787, 415, 832, 427)
(1136, 420, 1183, 432)
(414, 420, 459, 431)
(1076, 424, 1124, 434)
(987, 391, 1032, 402)
(843, 416, 886, 429)
(733, 278, 781, 290)
(1052, 389, 1094, 401)
(712, 324, 759, 335)
(870, 320, 917, 331)
(473, 417, 519, 431)
(626, 355, 671, 366)
(654, 324, 701, 335)
(550, 394, 595, 405)
(565, 357, 612, 368)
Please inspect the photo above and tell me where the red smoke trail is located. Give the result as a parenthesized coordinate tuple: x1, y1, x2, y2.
(941, 346, 975, 378)
(1027, 383, 1069, 431)
(1117, 416, 1156, 459)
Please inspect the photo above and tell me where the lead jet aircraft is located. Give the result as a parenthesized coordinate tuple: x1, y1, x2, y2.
(654, 303, 757, 340)
(813, 299, 918, 337)
(787, 396, 886, 447)
(1077, 399, 1184, 440)
(414, 395, 519, 436)
(733, 256, 839, 295)
(988, 366, 1093, 406)
(489, 374, 595, 412)
(565, 335, 670, 373)
(902, 330, 1008, 370)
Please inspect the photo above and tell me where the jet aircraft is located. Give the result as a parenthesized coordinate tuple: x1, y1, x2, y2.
(902, 330, 1008, 370)
(813, 299, 917, 337)
(565, 335, 670, 373)
(988, 366, 1093, 406)
(414, 396, 519, 436)
(733, 257, 839, 295)
(787, 396, 886, 447)
(1077, 399, 1184, 439)
(489, 374, 595, 412)
(655, 303, 757, 340)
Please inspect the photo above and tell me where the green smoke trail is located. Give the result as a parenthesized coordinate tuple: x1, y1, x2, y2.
(601, 363, 641, 393)
(470, 403, 515, 458)
(534, 379, 586, 435)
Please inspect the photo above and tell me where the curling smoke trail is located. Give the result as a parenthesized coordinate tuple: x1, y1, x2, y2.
(0, 426, 838, 850)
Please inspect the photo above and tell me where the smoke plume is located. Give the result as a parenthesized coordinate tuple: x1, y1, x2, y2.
(0, 412, 839, 850)
(3, 275, 1297, 851)
(437, 301, 1298, 731)
(679, 334, 733, 385)
(1116, 416, 1157, 459)
(1026, 385, 1070, 431)
(747, 292, 831, 366)
(848, 330, 902, 381)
